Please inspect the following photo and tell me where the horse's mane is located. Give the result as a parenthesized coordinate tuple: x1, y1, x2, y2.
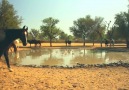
(5, 28, 23, 31)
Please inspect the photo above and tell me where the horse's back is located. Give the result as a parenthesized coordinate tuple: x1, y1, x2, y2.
(0, 30, 6, 42)
(28, 40, 40, 44)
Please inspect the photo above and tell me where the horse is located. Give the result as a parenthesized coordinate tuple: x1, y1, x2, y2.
(67, 40, 71, 46)
(27, 40, 41, 47)
(65, 40, 71, 46)
(104, 39, 109, 47)
(0, 26, 28, 72)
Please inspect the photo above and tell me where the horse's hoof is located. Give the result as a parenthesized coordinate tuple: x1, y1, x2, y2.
(8, 68, 13, 72)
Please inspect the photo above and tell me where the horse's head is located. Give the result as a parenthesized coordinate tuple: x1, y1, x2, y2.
(20, 26, 28, 46)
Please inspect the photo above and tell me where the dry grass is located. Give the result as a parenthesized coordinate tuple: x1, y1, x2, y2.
(19, 42, 126, 47)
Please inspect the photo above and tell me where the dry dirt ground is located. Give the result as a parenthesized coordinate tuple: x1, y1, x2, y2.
(0, 43, 129, 90)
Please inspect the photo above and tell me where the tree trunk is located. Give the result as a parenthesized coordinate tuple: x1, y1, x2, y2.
(127, 41, 129, 48)
(83, 39, 85, 46)
(50, 38, 52, 47)
(125, 38, 129, 48)
(100, 38, 102, 47)
(92, 39, 94, 46)
(109, 38, 111, 47)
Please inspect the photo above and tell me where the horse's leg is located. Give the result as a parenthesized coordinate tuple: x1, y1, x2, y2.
(4, 51, 13, 72)
(9, 43, 17, 53)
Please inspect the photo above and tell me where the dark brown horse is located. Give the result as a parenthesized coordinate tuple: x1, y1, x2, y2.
(65, 40, 71, 46)
(0, 26, 28, 71)
(27, 40, 41, 47)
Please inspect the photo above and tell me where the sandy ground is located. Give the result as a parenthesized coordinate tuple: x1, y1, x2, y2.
(0, 43, 129, 90)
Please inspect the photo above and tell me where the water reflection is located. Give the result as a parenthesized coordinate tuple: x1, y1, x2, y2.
(8, 48, 129, 67)
(71, 49, 105, 65)
(41, 49, 64, 66)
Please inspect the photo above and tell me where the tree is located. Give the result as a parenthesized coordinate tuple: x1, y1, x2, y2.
(67, 35, 74, 41)
(59, 31, 68, 40)
(70, 15, 105, 47)
(90, 17, 105, 47)
(40, 17, 60, 46)
(0, 0, 22, 29)
(115, 12, 129, 48)
(70, 15, 94, 46)
(28, 29, 40, 40)
(106, 23, 117, 47)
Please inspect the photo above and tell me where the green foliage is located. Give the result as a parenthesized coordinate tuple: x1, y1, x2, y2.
(70, 15, 105, 41)
(0, 0, 22, 29)
(28, 29, 40, 40)
(70, 15, 94, 38)
(67, 35, 74, 41)
(59, 31, 68, 40)
(40, 17, 61, 46)
(114, 12, 129, 41)
(91, 17, 105, 39)
(40, 17, 60, 39)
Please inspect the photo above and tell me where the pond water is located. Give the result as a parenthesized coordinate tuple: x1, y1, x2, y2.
(8, 48, 129, 67)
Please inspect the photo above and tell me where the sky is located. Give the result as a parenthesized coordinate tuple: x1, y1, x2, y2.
(5, 0, 129, 35)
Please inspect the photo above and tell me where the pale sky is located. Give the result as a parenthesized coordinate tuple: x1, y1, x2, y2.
(7, 0, 129, 35)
